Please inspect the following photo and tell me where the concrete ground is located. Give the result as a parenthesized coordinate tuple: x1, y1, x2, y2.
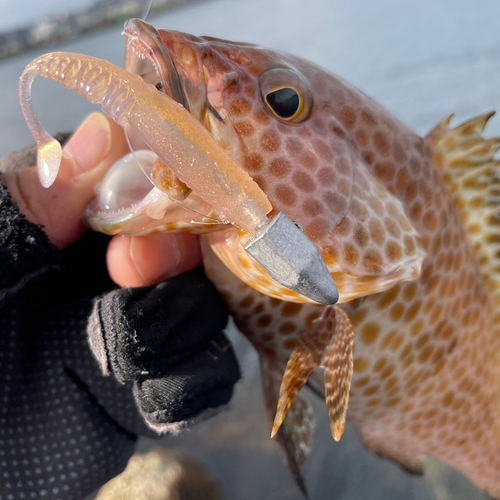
(1, 0, 499, 498)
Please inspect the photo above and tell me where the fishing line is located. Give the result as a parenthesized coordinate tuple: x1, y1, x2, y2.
(124, 125, 154, 186)
(118, 0, 156, 183)
(171, 199, 227, 224)
(142, 0, 154, 22)
(312, 305, 332, 324)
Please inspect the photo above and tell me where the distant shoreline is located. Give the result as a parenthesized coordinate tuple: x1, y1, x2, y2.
(0, 0, 198, 61)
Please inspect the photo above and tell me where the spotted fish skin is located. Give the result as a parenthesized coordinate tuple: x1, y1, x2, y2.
(174, 36, 500, 496)
(119, 24, 500, 497)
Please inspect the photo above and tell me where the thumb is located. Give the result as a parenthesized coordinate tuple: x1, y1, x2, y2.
(3, 113, 129, 249)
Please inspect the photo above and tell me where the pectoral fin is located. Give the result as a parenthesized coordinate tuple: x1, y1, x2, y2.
(324, 307, 354, 441)
(272, 306, 354, 442)
(261, 356, 314, 497)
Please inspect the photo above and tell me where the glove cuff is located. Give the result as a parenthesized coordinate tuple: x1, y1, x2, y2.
(0, 176, 61, 301)
(88, 288, 130, 383)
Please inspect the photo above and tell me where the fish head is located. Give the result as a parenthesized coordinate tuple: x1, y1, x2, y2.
(96, 19, 425, 302)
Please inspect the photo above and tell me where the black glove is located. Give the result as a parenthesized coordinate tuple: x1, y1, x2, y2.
(0, 176, 240, 500)
(88, 268, 240, 433)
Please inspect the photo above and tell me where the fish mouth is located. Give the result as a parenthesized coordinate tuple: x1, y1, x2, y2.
(86, 20, 247, 234)
(123, 18, 186, 107)
(85, 20, 203, 233)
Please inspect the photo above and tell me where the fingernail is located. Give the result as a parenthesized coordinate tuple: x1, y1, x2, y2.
(62, 113, 112, 174)
(130, 234, 181, 285)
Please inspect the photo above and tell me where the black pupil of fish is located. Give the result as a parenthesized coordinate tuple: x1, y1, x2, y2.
(266, 88, 300, 118)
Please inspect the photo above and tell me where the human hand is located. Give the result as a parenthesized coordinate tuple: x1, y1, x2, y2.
(0, 113, 240, 499)
(1, 112, 240, 422)
(2, 112, 202, 287)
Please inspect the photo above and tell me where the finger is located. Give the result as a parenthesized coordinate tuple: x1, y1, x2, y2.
(106, 233, 202, 287)
(2, 113, 129, 249)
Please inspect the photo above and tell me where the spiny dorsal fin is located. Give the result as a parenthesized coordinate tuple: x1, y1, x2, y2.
(427, 111, 500, 317)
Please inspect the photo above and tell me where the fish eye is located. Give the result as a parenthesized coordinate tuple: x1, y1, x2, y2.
(260, 68, 312, 123)
(265, 88, 299, 119)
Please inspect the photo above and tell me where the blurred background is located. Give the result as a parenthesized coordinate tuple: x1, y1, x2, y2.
(0, 0, 498, 498)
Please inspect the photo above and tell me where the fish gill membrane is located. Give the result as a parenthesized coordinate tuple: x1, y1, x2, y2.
(19, 52, 272, 233)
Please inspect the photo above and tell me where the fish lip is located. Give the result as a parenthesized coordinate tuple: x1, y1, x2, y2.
(123, 18, 186, 108)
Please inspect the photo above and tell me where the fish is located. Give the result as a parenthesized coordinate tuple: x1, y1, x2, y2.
(19, 18, 500, 498)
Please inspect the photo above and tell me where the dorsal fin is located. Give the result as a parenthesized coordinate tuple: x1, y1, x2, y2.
(427, 111, 500, 318)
